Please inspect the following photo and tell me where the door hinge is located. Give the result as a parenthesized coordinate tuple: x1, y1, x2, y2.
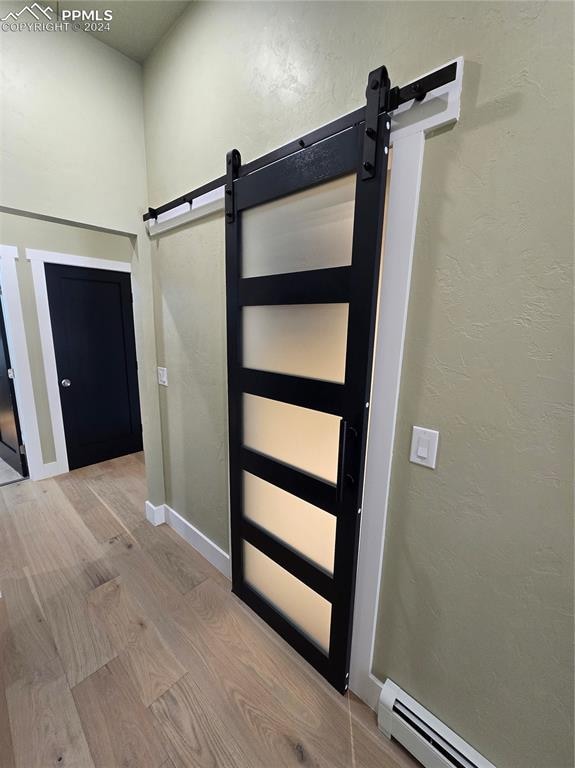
(19, 444, 26, 455)
(362, 65, 391, 180)
(7, 368, 14, 380)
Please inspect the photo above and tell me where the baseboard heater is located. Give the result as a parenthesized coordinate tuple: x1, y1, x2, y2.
(378, 680, 496, 768)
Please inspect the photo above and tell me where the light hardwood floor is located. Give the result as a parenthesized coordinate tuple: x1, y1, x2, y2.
(0, 453, 416, 768)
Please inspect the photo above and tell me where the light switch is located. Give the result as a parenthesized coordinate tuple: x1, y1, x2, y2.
(157, 366, 168, 386)
(410, 426, 439, 469)
(416, 439, 429, 459)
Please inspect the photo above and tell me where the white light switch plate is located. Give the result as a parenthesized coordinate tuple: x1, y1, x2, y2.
(157, 366, 168, 386)
(410, 426, 439, 469)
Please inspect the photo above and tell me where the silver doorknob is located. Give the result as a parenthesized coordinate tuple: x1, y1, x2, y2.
(61, 378, 71, 388)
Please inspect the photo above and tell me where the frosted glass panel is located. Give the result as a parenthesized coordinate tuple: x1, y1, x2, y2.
(243, 542, 331, 652)
(244, 472, 336, 574)
(243, 303, 348, 383)
(242, 175, 356, 278)
(243, 394, 339, 483)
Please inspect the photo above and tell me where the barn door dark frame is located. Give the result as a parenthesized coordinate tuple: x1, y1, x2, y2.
(225, 66, 393, 693)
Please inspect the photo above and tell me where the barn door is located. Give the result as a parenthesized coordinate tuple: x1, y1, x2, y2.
(225, 68, 391, 692)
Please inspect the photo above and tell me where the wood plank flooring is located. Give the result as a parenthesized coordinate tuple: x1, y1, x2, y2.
(0, 453, 416, 768)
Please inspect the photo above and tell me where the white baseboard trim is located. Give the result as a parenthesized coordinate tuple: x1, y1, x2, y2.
(350, 671, 384, 712)
(145, 500, 166, 526)
(165, 504, 231, 578)
(31, 460, 69, 481)
(144, 500, 231, 579)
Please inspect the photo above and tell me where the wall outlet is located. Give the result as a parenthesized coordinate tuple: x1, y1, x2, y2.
(410, 426, 439, 469)
(157, 366, 168, 386)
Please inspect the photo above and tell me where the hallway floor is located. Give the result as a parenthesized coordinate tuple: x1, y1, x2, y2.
(0, 453, 415, 768)
(0, 457, 23, 487)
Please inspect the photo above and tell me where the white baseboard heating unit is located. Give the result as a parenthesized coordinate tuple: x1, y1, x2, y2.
(378, 680, 496, 768)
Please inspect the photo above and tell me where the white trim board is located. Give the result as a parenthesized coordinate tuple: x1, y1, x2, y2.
(26, 249, 131, 273)
(145, 500, 166, 526)
(0, 246, 45, 479)
(26, 248, 133, 479)
(29, 258, 70, 477)
(350, 131, 425, 707)
(350, 57, 463, 708)
(146, 186, 225, 237)
(145, 500, 231, 579)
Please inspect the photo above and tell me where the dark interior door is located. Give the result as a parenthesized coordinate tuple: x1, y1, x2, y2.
(0, 297, 27, 476)
(45, 264, 142, 471)
(225, 70, 391, 692)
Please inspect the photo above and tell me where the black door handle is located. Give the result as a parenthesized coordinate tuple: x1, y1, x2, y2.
(337, 420, 357, 502)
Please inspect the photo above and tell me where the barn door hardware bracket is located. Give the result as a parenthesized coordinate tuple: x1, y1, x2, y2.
(387, 60, 458, 112)
(225, 149, 241, 222)
(147, 206, 158, 221)
(361, 65, 390, 180)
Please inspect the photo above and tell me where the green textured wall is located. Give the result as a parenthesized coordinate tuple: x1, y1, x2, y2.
(151, 217, 229, 548)
(0, 0, 147, 233)
(143, 3, 573, 767)
(372, 4, 574, 768)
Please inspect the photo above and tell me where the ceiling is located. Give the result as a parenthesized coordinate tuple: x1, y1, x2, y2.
(54, 1, 191, 63)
